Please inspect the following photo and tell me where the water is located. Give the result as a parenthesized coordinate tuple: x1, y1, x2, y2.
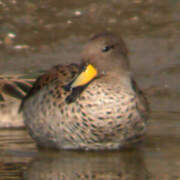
(0, 0, 180, 179)
(0, 112, 180, 179)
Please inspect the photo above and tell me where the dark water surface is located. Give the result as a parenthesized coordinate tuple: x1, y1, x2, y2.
(0, 0, 180, 179)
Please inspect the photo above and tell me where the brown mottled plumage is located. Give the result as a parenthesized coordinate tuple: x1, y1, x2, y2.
(20, 33, 149, 150)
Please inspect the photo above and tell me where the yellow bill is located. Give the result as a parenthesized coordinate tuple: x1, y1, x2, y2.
(71, 64, 97, 88)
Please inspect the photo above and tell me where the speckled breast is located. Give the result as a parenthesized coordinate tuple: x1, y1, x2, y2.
(23, 79, 147, 150)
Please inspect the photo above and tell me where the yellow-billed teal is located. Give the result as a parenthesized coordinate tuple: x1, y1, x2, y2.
(0, 74, 34, 128)
(20, 33, 149, 150)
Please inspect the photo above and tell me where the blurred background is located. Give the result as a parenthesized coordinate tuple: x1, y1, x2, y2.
(0, 0, 180, 179)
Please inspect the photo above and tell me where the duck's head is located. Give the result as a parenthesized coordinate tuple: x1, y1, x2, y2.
(71, 33, 131, 88)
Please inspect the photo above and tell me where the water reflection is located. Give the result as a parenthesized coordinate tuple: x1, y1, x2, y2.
(24, 150, 150, 180)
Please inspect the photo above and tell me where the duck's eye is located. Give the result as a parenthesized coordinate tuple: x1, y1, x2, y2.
(102, 45, 114, 52)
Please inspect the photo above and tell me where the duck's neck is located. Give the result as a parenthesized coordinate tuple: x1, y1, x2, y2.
(102, 71, 133, 91)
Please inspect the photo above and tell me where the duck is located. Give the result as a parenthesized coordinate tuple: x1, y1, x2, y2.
(0, 74, 34, 128)
(20, 33, 149, 150)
